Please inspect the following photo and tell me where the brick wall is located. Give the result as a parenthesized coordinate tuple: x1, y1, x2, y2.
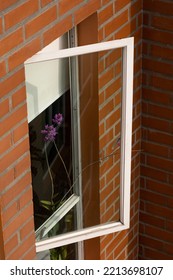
(139, 0, 173, 260)
(0, 0, 142, 259)
(98, 0, 142, 259)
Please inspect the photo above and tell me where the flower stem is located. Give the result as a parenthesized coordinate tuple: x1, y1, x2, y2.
(59, 146, 121, 203)
(53, 140, 71, 189)
(45, 145, 54, 204)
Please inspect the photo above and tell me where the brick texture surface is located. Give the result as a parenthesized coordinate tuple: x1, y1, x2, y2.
(98, 0, 142, 259)
(139, 0, 173, 260)
(3, 0, 171, 260)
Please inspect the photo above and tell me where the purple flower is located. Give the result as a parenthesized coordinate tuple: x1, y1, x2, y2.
(41, 125, 57, 142)
(52, 113, 63, 125)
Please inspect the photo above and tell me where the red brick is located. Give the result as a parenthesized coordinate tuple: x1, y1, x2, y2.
(115, 0, 131, 13)
(99, 67, 114, 89)
(145, 225, 173, 244)
(143, 58, 173, 76)
(145, 179, 173, 197)
(101, 205, 114, 223)
(43, 15, 73, 46)
(150, 44, 173, 61)
(112, 232, 133, 258)
(1, 173, 31, 209)
(2, 202, 18, 225)
(99, 129, 113, 150)
(19, 187, 33, 209)
(22, 246, 36, 260)
(164, 243, 173, 256)
(100, 180, 113, 200)
(105, 49, 122, 68)
(7, 231, 35, 259)
(3, 202, 33, 242)
(139, 212, 165, 229)
(59, 0, 83, 15)
(141, 189, 166, 207)
(167, 197, 173, 208)
(142, 141, 168, 158)
(146, 203, 173, 220)
(12, 86, 26, 108)
(138, 12, 143, 27)
(130, 0, 142, 17)
(8, 38, 41, 70)
(147, 155, 173, 173)
(105, 77, 121, 100)
(101, 0, 110, 5)
(166, 220, 173, 232)
(106, 108, 121, 128)
(0, 103, 27, 137)
(0, 138, 29, 173)
(0, 28, 23, 56)
(134, 57, 142, 74)
(0, 0, 19, 11)
(0, 60, 6, 78)
(41, 0, 54, 7)
(0, 98, 9, 119)
(13, 121, 28, 143)
(143, 88, 172, 106)
(20, 218, 35, 241)
(98, 3, 113, 25)
(4, 234, 18, 256)
(0, 133, 12, 156)
(25, 6, 57, 38)
(14, 154, 31, 178)
(0, 17, 3, 34)
(144, 0, 173, 16)
(0, 169, 14, 192)
(106, 163, 120, 184)
(74, 0, 100, 25)
(133, 115, 141, 132)
(100, 157, 114, 176)
(127, 235, 138, 256)
(144, 247, 173, 260)
(0, 68, 25, 99)
(99, 98, 114, 120)
(147, 130, 173, 147)
(170, 174, 173, 185)
(152, 16, 173, 32)
(105, 10, 128, 37)
(148, 103, 173, 120)
(143, 27, 173, 45)
(106, 188, 119, 210)
(98, 27, 104, 41)
(141, 165, 167, 183)
(115, 21, 133, 40)
(4, 0, 39, 30)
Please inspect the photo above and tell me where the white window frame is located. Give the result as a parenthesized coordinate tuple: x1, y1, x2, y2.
(25, 37, 134, 253)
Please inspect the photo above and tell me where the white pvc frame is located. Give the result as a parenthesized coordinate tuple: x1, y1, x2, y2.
(25, 37, 134, 253)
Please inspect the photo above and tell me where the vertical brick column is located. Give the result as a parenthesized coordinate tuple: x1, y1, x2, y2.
(140, 0, 173, 259)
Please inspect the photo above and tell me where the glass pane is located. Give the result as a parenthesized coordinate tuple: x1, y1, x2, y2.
(29, 89, 77, 234)
(25, 34, 69, 122)
(98, 48, 122, 226)
(36, 243, 78, 260)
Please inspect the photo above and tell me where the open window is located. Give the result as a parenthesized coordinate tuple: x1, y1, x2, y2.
(25, 30, 134, 260)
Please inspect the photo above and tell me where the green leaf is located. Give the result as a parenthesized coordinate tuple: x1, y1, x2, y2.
(40, 200, 52, 206)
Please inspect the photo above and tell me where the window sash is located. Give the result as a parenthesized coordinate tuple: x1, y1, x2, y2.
(25, 37, 134, 253)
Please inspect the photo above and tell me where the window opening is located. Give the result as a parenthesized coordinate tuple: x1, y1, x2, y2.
(25, 36, 134, 259)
